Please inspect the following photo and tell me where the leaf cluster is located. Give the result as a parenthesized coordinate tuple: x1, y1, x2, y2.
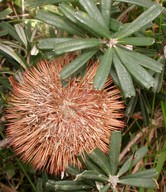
(33, 0, 165, 97)
(46, 132, 158, 192)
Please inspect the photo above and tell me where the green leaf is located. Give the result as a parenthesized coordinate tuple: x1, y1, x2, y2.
(89, 148, 111, 176)
(111, 4, 164, 39)
(0, 44, 27, 69)
(100, 0, 112, 27)
(152, 57, 165, 92)
(0, 22, 23, 45)
(26, 0, 74, 7)
(114, 0, 154, 8)
(79, 0, 107, 28)
(38, 38, 73, 50)
(94, 48, 113, 90)
(117, 146, 148, 177)
(59, 3, 78, 23)
(99, 184, 110, 192)
(36, 178, 43, 192)
(60, 49, 97, 79)
(36, 10, 83, 36)
(115, 46, 156, 89)
(109, 68, 120, 87)
(0, 8, 12, 19)
(54, 38, 103, 55)
(46, 180, 92, 191)
(75, 10, 111, 38)
(1, 40, 25, 50)
(67, 165, 81, 176)
(125, 95, 138, 116)
(15, 24, 28, 48)
(109, 18, 123, 32)
(113, 51, 135, 98)
(59, 3, 100, 37)
(76, 170, 108, 182)
(139, 92, 150, 126)
(80, 151, 105, 174)
(121, 168, 157, 179)
(119, 178, 158, 189)
(0, 30, 8, 37)
(155, 141, 166, 180)
(109, 131, 122, 175)
(118, 37, 155, 46)
(117, 46, 163, 73)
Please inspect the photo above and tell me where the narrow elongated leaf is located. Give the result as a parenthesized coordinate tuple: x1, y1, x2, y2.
(117, 146, 148, 177)
(153, 69, 164, 93)
(152, 57, 165, 92)
(38, 38, 73, 50)
(36, 10, 83, 36)
(142, 91, 151, 113)
(67, 165, 81, 176)
(0, 44, 27, 69)
(155, 141, 166, 180)
(54, 38, 103, 55)
(81, 151, 105, 174)
(94, 48, 113, 90)
(0, 22, 23, 45)
(125, 95, 138, 116)
(101, 0, 112, 27)
(79, 0, 107, 28)
(109, 18, 123, 32)
(15, 24, 28, 48)
(139, 92, 150, 126)
(119, 178, 158, 189)
(76, 170, 108, 182)
(36, 178, 43, 192)
(113, 51, 135, 98)
(0, 8, 12, 19)
(134, 48, 157, 57)
(99, 184, 110, 192)
(118, 37, 155, 46)
(114, 0, 154, 8)
(26, 0, 74, 7)
(59, 3, 100, 37)
(59, 3, 78, 23)
(117, 47, 163, 73)
(1, 40, 25, 50)
(60, 49, 97, 79)
(0, 30, 8, 37)
(89, 148, 111, 176)
(109, 131, 121, 175)
(109, 68, 120, 87)
(111, 4, 164, 39)
(121, 168, 157, 179)
(115, 46, 156, 89)
(75, 10, 111, 38)
(46, 180, 92, 191)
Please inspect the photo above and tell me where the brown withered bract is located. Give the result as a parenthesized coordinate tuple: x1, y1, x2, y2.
(6, 55, 124, 174)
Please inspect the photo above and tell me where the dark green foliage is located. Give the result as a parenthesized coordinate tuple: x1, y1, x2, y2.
(36, 1, 164, 97)
(46, 132, 158, 191)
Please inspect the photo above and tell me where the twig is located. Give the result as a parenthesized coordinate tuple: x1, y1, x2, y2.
(119, 127, 149, 161)
(119, 109, 164, 161)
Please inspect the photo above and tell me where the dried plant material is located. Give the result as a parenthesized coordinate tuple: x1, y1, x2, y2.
(6, 55, 124, 174)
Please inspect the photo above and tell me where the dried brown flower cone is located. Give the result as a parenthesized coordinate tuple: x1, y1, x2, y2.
(6, 55, 124, 174)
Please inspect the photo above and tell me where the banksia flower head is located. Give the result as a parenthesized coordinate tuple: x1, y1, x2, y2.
(6, 55, 124, 174)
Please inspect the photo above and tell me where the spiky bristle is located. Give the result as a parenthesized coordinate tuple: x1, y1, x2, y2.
(6, 55, 124, 174)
